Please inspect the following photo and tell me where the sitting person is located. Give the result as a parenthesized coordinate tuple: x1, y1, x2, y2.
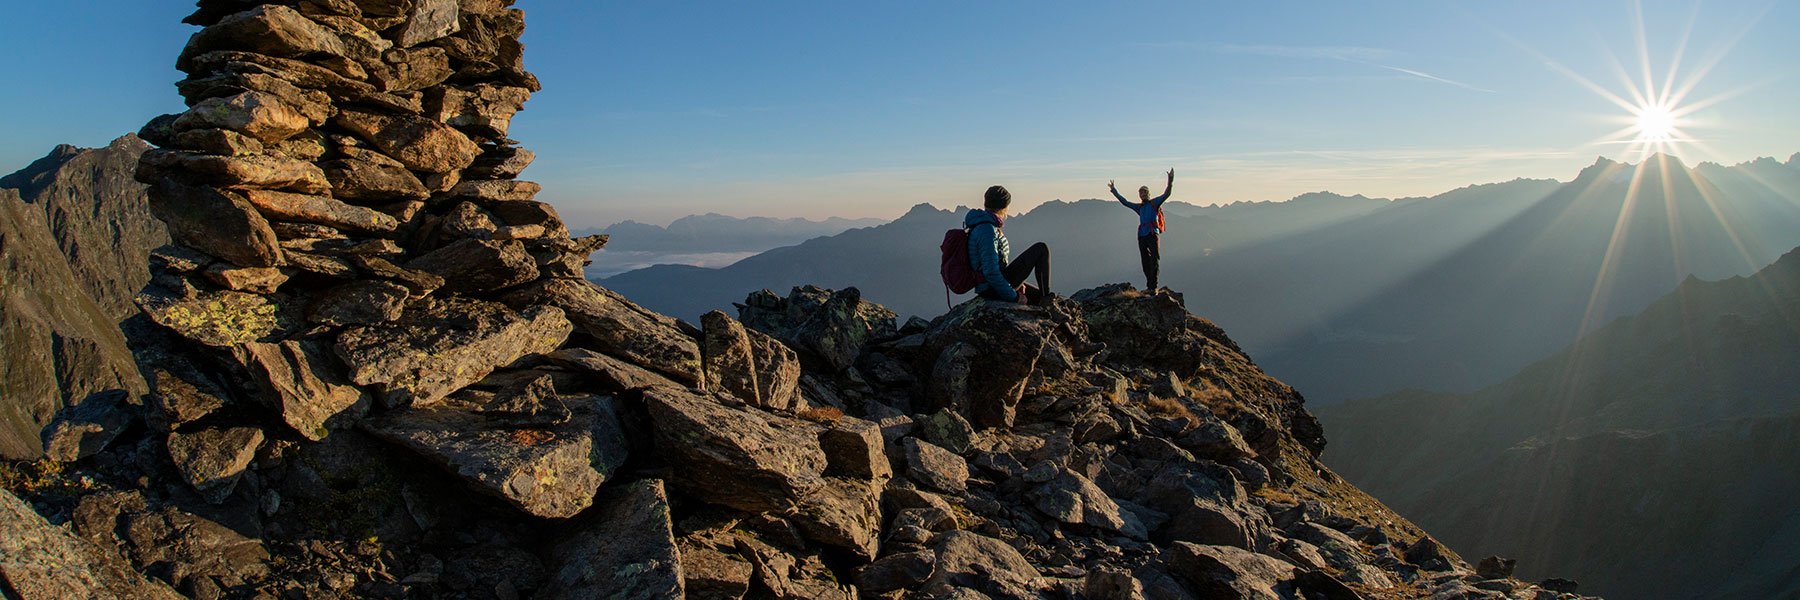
(964, 185, 1051, 305)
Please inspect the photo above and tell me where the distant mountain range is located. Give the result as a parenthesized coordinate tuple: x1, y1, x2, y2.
(576, 214, 887, 277)
(1316, 245, 1800, 600)
(0, 135, 164, 458)
(600, 153, 1800, 402)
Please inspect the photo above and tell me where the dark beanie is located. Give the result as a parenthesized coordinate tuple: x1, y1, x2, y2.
(984, 185, 1011, 210)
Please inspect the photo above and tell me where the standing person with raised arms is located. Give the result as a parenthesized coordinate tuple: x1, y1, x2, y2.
(1110, 169, 1174, 292)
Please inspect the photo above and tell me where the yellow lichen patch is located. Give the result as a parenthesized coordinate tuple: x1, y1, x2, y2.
(141, 290, 283, 346)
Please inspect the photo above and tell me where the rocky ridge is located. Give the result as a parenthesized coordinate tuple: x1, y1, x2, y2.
(4, 1, 1587, 599)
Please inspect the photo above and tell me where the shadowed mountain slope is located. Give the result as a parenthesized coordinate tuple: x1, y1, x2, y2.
(1318, 245, 1800, 599)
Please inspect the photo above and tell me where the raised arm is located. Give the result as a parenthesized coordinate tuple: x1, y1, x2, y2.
(1109, 180, 1138, 208)
(1153, 168, 1174, 205)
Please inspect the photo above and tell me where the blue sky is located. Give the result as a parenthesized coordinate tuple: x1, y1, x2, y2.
(2, 1, 1794, 226)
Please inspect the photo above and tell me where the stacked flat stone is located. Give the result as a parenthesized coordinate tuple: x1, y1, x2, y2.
(127, 0, 647, 514)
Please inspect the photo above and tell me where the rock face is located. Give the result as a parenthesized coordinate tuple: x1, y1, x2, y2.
(0, 3, 1595, 599)
(0, 188, 146, 459)
(0, 489, 184, 599)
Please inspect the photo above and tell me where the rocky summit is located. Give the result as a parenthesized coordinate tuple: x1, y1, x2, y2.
(0, 1, 1593, 599)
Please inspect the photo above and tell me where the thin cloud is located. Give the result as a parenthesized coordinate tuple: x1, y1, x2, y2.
(1217, 44, 1398, 62)
(1370, 64, 1497, 93)
(1214, 43, 1495, 94)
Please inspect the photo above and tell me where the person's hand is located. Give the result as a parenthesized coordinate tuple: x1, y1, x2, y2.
(1167, 168, 1175, 181)
(1107, 180, 1116, 190)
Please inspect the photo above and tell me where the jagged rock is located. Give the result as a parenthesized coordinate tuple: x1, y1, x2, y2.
(643, 387, 882, 557)
(1477, 556, 1517, 580)
(504, 279, 702, 386)
(923, 300, 1055, 429)
(429, 84, 532, 138)
(1074, 284, 1327, 456)
(857, 550, 936, 594)
(378, 46, 453, 92)
(138, 286, 294, 347)
(643, 387, 826, 513)
(450, 179, 542, 202)
(543, 348, 680, 391)
(172, 91, 309, 143)
(0, 490, 185, 599)
(791, 477, 883, 561)
(526, 233, 608, 278)
(233, 340, 365, 440)
(1142, 463, 1265, 550)
(1174, 412, 1254, 461)
(145, 366, 229, 431)
(371, 394, 627, 518)
(438, 200, 498, 240)
(202, 262, 288, 292)
(306, 279, 410, 325)
(542, 479, 682, 598)
(41, 390, 133, 462)
(349, 254, 443, 297)
(702, 310, 802, 411)
(739, 286, 897, 372)
(320, 158, 431, 202)
(139, 149, 331, 194)
(332, 108, 479, 173)
(99, 499, 274, 593)
(819, 417, 891, 480)
(1030, 469, 1149, 539)
(144, 178, 284, 268)
(922, 531, 1044, 596)
(1406, 535, 1458, 572)
(167, 425, 264, 503)
(904, 437, 969, 494)
(406, 238, 539, 293)
(394, 0, 461, 47)
(679, 539, 754, 600)
(243, 183, 399, 234)
(918, 409, 975, 455)
(1163, 542, 1295, 600)
(479, 374, 571, 427)
(177, 5, 348, 70)
(335, 297, 571, 407)
(469, 146, 534, 179)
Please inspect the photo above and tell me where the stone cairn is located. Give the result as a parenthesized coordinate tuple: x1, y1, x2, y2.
(129, 0, 712, 517)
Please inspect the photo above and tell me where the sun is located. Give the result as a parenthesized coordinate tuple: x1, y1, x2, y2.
(1632, 103, 1677, 141)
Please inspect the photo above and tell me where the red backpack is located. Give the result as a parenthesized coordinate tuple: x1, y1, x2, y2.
(940, 227, 978, 305)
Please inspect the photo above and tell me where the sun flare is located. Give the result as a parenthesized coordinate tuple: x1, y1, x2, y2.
(1633, 103, 1677, 141)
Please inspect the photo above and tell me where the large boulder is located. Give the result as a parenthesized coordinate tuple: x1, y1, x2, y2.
(167, 425, 265, 503)
(144, 178, 284, 268)
(335, 297, 572, 408)
(239, 188, 400, 232)
(544, 479, 683, 599)
(739, 286, 897, 372)
(368, 394, 629, 518)
(0, 490, 185, 599)
(1029, 468, 1148, 539)
(231, 339, 366, 440)
(1162, 543, 1295, 600)
(504, 279, 701, 386)
(405, 238, 539, 293)
(176, 5, 348, 70)
(922, 299, 1055, 429)
(332, 108, 480, 173)
(642, 387, 881, 557)
(701, 310, 801, 411)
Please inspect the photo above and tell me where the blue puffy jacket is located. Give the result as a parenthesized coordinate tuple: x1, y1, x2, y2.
(964, 209, 1016, 301)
